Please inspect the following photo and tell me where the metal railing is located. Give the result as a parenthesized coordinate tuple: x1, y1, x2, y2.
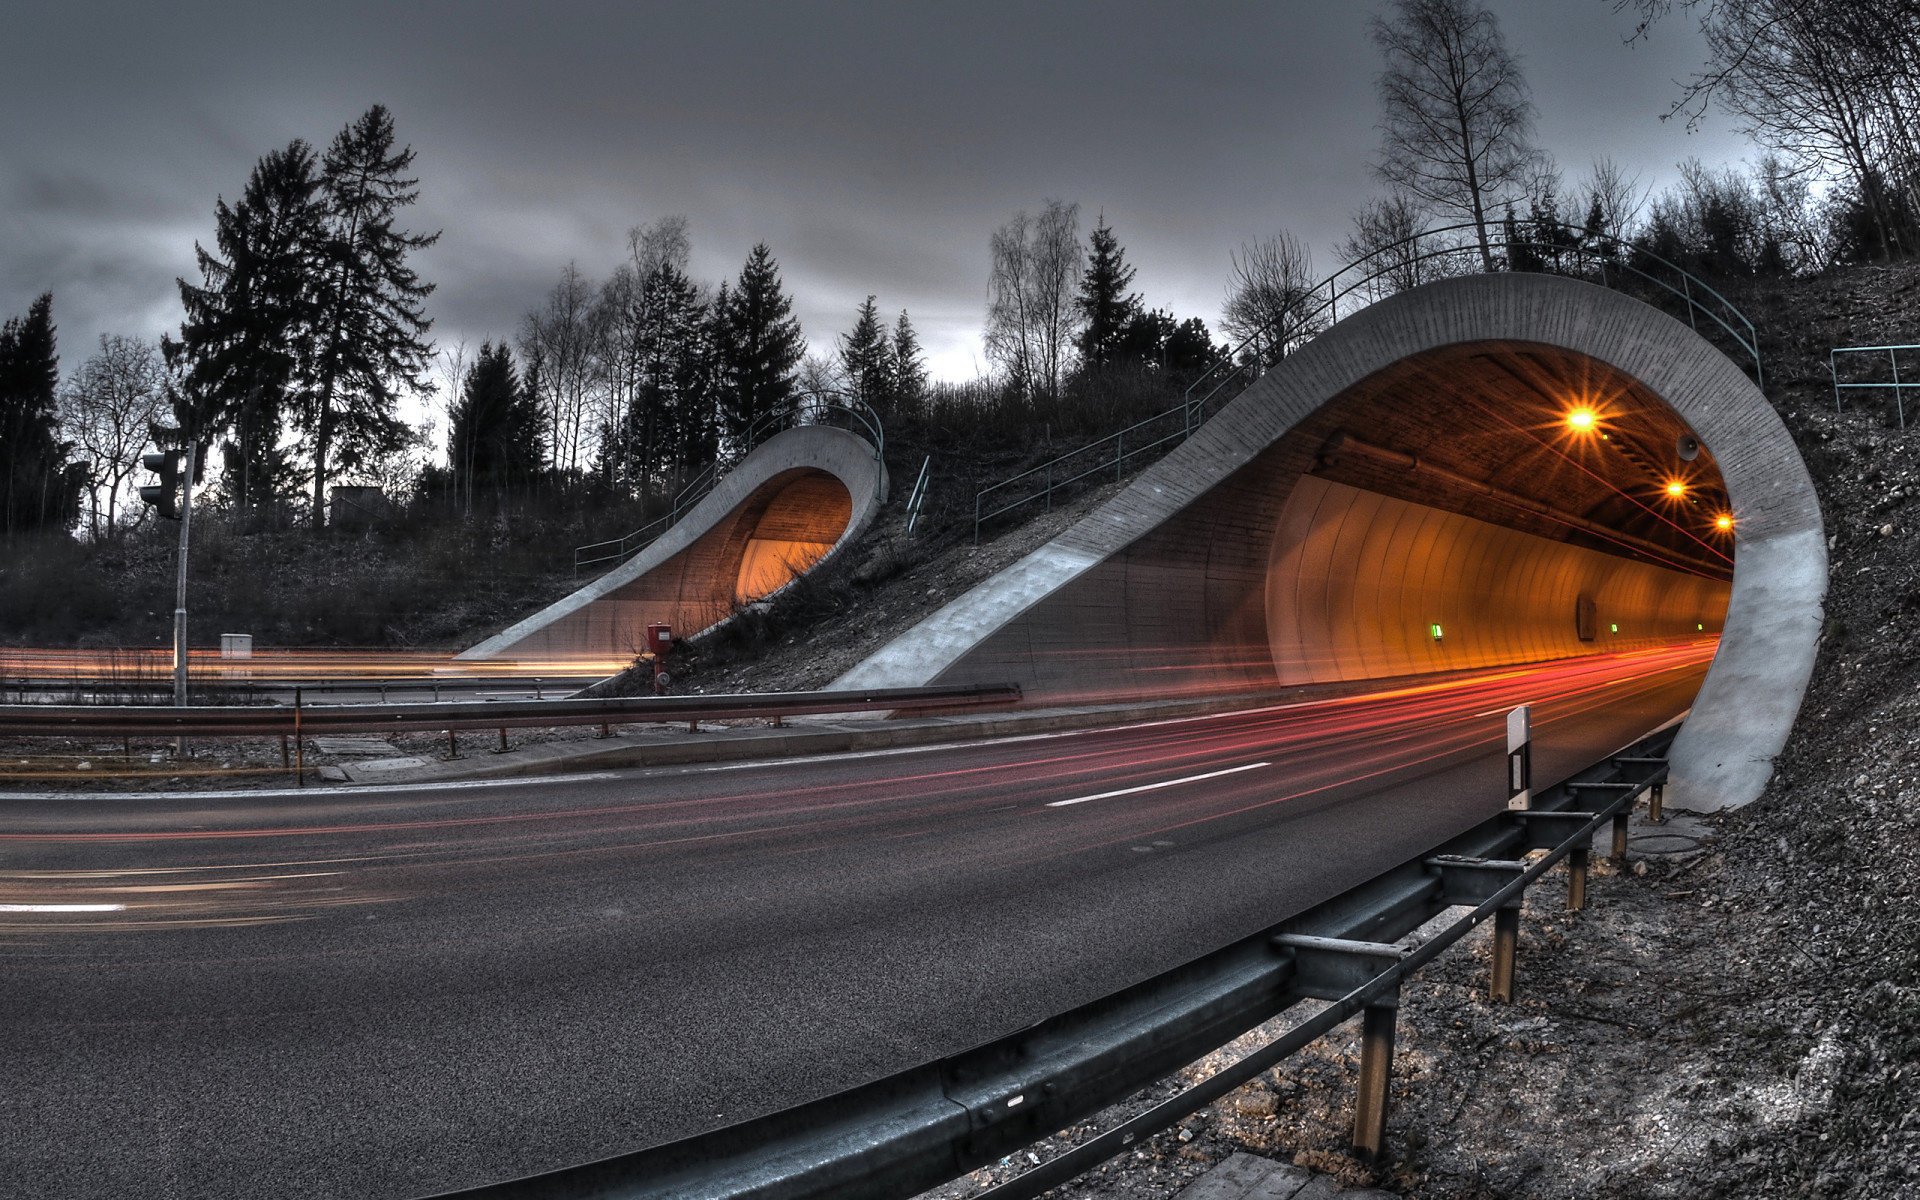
(1830, 343, 1919, 429)
(574, 390, 886, 573)
(903, 454, 932, 536)
(972, 221, 1765, 541)
(0, 682, 1017, 741)
(433, 721, 1676, 1199)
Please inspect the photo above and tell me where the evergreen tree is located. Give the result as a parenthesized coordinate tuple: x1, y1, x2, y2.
(717, 243, 804, 444)
(174, 140, 325, 512)
(609, 263, 709, 493)
(0, 294, 84, 537)
(1074, 217, 1141, 368)
(890, 309, 927, 414)
(1164, 316, 1222, 377)
(303, 105, 438, 529)
(839, 295, 890, 412)
(447, 341, 543, 501)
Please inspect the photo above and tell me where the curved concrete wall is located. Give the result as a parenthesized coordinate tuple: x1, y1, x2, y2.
(1268, 477, 1727, 682)
(461, 425, 885, 667)
(834, 273, 1825, 811)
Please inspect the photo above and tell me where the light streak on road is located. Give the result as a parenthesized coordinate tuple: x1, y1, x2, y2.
(1046, 761, 1272, 807)
(0, 640, 1716, 933)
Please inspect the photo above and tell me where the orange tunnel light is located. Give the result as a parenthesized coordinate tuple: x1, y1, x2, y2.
(1565, 407, 1598, 432)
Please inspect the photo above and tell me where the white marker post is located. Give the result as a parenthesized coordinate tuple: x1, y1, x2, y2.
(1506, 705, 1532, 811)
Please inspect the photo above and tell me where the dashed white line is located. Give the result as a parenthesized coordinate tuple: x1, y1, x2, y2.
(0, 903, 127, 913)
(1046, 762, 1272, 809)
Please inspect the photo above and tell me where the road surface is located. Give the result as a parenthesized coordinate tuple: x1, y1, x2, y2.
(0, 642, 1713, 1198)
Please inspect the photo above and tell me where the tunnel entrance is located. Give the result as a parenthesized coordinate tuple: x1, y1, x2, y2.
(838, 272, 1825, 810)
(732, 472, 853, 604)
(461, 425, 885, 672)
(1260, 340, 1733, 685)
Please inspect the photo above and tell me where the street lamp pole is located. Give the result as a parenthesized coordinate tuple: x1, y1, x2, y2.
(172, 436, 196, 710)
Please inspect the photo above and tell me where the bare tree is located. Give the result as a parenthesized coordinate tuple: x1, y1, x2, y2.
(1337, 194, 1452, 302)
(59, 334, 168, 539)
(985, 199, 1082, 402)
(1626, 0, 1920, 259)
(1372, 0, 1537, 271)
(1577, 156, 1649, 244)
(629, 215, 692, 283)
(519, 263, 597, 477)
(1221, 230, 1325, 365)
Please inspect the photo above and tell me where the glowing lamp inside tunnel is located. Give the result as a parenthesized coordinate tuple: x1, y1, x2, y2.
(1664, 479, 1687, 498)
(1714, 513, 1735, 532)
(1565, 407, 1598, 433)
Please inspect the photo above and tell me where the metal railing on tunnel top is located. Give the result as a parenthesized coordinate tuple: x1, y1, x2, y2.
(0, 682, 1018, 741)
(428, 722, 1678, 1200)
(574, 390, 886, 574)
(1831, 343, 1920, 429)
(973, 220, 1764, 542)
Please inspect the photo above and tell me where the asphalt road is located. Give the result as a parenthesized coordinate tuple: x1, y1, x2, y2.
(0, 643, 1714, 1199)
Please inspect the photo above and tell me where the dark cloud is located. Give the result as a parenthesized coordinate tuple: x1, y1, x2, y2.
(1, 0, 1751, 387)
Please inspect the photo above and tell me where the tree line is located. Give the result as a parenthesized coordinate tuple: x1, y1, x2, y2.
(7, 0, 1919, 546)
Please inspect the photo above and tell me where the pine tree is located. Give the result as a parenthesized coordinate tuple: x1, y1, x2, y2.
(175, 140, 325, 512)
(610, 263, 708, 493)
(839, 296, 890, 412)
(890, 310, 927, 414)
(717, 243, 805, 444)
(1074, 217, 1141, 368)
(0, 294, 84, 537)
(303, 105, 439, 529)
(447, 342, 543, 502)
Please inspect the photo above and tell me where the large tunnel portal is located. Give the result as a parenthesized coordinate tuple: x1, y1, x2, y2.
(838, 273, 1825, 811)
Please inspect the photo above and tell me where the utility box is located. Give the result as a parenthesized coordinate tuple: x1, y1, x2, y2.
(220, 633, 253, 659)
(644, 623, 673, 658)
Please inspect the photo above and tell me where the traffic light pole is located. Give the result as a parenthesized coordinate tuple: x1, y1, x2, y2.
(172, 438, 196, 712)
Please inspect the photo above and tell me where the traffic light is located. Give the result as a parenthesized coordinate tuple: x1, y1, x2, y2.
(139, 450, 184, 520)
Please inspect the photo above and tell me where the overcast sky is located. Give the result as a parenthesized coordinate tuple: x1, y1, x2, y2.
(1, 1, 1751, 398)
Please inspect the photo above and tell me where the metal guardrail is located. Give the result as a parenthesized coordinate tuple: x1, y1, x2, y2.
(431, 722, 1675, 1199)
(1830, 343, 1919, 429)
(0, 683, 1019, 740)
(0, 676, 604, 704)
(574, 390, 887, 573)
(973, 220, 1765, 541)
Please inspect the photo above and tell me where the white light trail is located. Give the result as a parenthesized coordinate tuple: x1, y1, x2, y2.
(1047, 762, 1272, 809)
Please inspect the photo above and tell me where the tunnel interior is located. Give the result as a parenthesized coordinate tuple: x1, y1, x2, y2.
(1262, 341, 1733, 684)
(927, 339, 1735, 700)
(732, 473, 855, 604)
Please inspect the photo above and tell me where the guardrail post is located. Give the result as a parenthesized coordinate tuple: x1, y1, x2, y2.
(1649, 782, 1665, 824)
(1566, 846, 1590, 912)
(1351, 989, 1399, 1161)
(293, 686, 304, 787)
(497, 727, 508, 754)
(1611, 809, 1631, 868)
(1490, 905, 1520, 1003)
(447, 729, 458, 759)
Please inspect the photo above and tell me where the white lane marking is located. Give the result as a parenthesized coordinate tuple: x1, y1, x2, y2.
(1046, 762, 1271, 809)
(0, 903, 127, 913)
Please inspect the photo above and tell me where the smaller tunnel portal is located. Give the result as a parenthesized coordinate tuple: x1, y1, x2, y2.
(733, 473, 853, 604)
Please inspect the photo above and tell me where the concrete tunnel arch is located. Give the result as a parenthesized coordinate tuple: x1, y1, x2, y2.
(460, 425, 887, 669)
(834, 273, 1826, 812)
